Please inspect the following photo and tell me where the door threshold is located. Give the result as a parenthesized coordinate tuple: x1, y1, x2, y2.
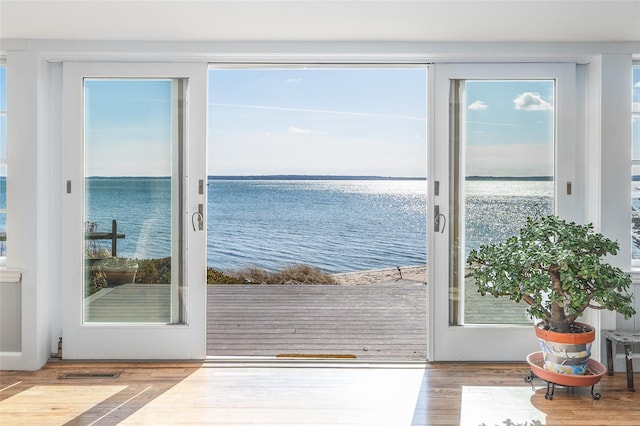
(203, 355, 428, 368)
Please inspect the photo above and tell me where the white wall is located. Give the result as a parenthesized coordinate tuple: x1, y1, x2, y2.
(0, 51, 52, 370)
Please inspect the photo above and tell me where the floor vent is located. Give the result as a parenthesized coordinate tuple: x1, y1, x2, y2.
(59, 371, 121, 379)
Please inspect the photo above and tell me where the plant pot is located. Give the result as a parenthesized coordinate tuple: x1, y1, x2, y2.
(102, 261, 139, 287)
(535, 322, 595, 375)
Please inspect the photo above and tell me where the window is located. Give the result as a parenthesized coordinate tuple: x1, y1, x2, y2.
(0, 64, 7, 260)
(449, 78, 555, 326)
(632, 63, 640, 263)
(83, 78, 187, 323)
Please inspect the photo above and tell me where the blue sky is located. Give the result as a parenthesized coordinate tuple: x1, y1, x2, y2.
(0, 65, 6, 165)
(465, 80, 554, 177)
(84, 79, 173, 177)
(208, 69, 556, 177)
(75, 67, 599, 178)
(208, 68, 427, 177)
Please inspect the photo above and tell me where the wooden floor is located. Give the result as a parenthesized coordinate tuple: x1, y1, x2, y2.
(1, 361, 639, 425)
(207, 280, 427, 360)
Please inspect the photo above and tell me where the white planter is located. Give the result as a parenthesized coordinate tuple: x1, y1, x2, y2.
(102, 261, 139, 287)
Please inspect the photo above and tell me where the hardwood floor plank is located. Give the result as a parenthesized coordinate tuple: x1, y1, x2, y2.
(1, 362, 638, 425)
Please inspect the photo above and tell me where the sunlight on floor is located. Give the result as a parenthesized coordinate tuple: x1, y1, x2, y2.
(0, 385, 126, 425)
(120, 367, 425, 425)
(460, 386, 546, 426)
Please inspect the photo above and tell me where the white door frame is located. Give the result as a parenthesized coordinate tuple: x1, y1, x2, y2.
(60, 62, 207, 360)
(429, 62, 578, 361)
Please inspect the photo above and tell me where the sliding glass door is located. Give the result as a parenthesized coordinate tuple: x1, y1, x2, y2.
(431, 63, 577, 361)
(61, 62, 207, 359)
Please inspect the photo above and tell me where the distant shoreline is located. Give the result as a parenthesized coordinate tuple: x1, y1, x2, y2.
(208, 175, 426, 181)
(84, 175, 554, 181)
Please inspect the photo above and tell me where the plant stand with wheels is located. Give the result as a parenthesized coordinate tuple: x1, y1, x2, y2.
(524, 352, 606, 400)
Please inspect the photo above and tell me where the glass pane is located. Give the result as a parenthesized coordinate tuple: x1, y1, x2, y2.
(0, 165, 5, 257)
(633, 165, 640, 260)
(451, 80, 555, 325)
(0, 64, 6, 258)
(633, 116, 640, 161)
(633, 66, 640, 114)
(632, 65, 640, 261)
(0, 65, 6, 112)
(0, 114, 6, 159)
(83, 79, 186, 324)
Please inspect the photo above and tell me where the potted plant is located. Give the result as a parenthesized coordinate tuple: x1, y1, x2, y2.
(467, 215, 636, 375)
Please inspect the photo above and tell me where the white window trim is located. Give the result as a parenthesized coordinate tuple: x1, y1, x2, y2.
(0, 61, 8, 273)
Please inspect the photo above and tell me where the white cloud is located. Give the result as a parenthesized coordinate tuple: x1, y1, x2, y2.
(634, 81, 640, 89)
(210, 103, 425, 121)
(288, 126, 312, 134)
(469, 101, 489, 110)
(467, 120, 518, 127)
(513, 92, 553, 111)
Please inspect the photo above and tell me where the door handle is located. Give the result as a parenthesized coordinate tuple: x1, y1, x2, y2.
(192, 204, 204, 231)
(434, 205, 446, 233)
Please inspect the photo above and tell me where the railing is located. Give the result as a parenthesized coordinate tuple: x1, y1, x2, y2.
(86, 219, 125, 257)
(1, 219, 125, 257)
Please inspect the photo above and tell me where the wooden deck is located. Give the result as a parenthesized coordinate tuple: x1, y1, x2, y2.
(84, 276, 532, 360)
(85, 284, 171, 323)
(85, 280, 428, 361)
(207, 280, 427, 360)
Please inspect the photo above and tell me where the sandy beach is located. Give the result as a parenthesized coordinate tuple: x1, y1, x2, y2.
(332, 264, 427, 285)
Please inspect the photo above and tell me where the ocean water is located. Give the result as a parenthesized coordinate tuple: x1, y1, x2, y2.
(81, 177, 558, 274)
(207, 179, 428, 273)
(465, 180, 553, 253)
(85, 177, 172, 260)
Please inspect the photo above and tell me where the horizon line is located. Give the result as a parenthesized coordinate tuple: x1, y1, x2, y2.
(83, 174, 555, 180)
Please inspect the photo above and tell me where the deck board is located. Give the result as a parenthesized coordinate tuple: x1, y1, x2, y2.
(85, 284, 171, 323)
(207, 280, 427, 360)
